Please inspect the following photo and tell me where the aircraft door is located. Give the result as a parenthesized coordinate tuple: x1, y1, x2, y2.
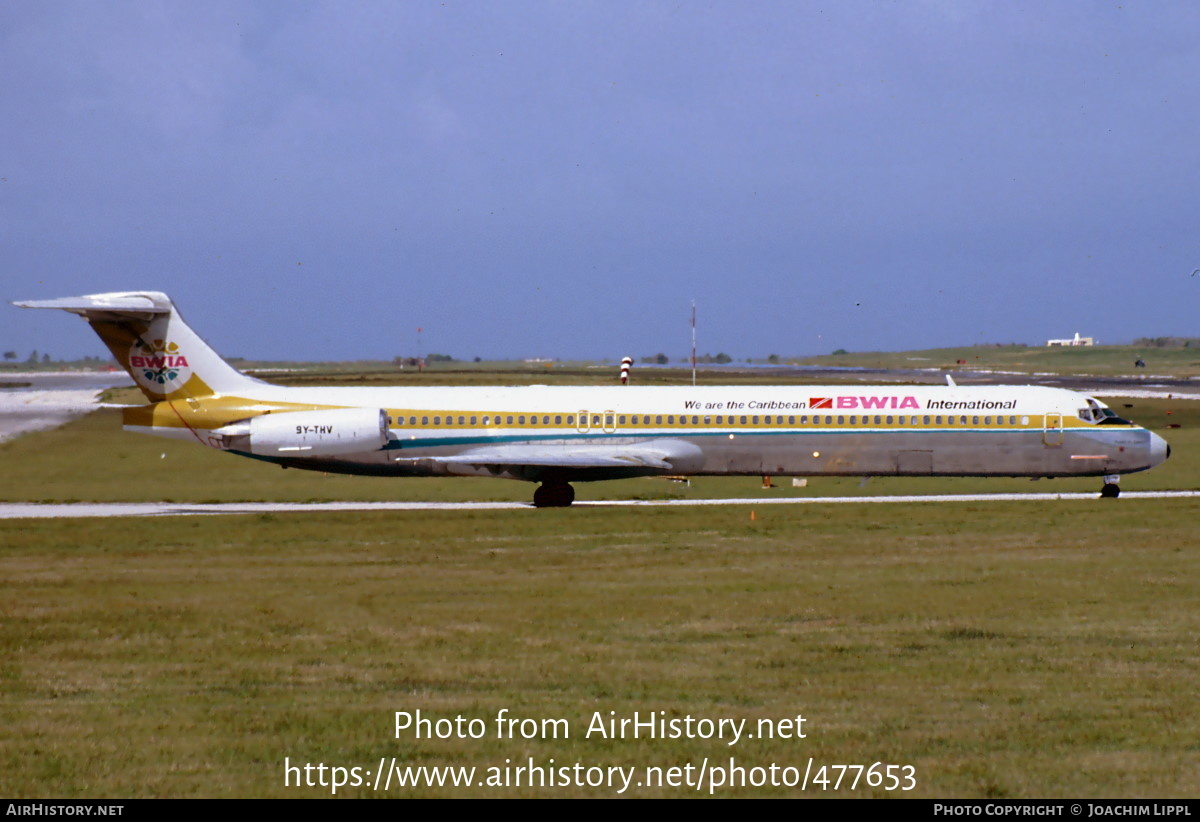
(602, 410, 616, 434)
(1043, 412, 1063, 446)
(576, 410, 590, 433)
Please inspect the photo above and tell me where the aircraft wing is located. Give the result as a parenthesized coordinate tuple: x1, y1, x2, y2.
(391, 437, 704, 475)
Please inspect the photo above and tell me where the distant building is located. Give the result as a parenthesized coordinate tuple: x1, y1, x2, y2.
(1046, 332, 1095, 347)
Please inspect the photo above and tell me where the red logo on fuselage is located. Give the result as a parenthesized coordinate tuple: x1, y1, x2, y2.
(810, 396, 919, 410)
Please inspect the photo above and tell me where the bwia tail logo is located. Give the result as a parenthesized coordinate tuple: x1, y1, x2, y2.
(129, 339, 190, 388)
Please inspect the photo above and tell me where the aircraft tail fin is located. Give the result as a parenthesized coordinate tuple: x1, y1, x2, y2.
(13, 291, 261, 402)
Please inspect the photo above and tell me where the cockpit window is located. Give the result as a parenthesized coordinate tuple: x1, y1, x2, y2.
(1097, 407, 1132, 425)
(1081, 398, 1132, 425)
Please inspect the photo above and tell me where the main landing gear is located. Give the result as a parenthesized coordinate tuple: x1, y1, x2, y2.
(1100, 474, 1121, 499)
(533, 482, 575, 508)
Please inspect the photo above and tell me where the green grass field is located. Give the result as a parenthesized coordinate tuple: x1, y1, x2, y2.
(1, 504, 1197, 798)
(796, 343, 1200, 378)
(1, 372, 1197, 797)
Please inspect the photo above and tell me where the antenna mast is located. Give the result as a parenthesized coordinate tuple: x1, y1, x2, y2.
(690, 301, 697, 387)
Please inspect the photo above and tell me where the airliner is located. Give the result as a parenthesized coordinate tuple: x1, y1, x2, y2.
(15, 291, 1170, 507)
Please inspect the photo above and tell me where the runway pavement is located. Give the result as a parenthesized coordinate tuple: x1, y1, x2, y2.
(2, 491, 1199, 519)
(0, 371, 131, 443)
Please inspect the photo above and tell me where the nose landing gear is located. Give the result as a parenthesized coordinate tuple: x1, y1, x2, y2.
(1100, 474, 1121, 498)
(533, 482, 576, 508)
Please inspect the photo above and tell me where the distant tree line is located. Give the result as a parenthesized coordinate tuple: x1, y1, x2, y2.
(1, 351, 115, 365)
(393, 353, 455, 366)
(1132, 337, 1200, 348)
(641, 352, 736, 364)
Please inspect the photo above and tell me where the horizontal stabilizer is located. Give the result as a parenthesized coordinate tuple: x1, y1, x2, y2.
(13, 291, 172, 318)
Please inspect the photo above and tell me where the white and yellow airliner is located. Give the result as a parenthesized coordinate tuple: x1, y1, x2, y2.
(16, 291, 1170, 506)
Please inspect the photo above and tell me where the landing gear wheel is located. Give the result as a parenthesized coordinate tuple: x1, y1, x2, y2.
(533, 483, 576, 508)
(1100, 483, 1121, 498)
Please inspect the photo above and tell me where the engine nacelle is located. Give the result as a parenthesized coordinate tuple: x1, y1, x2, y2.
(213, 408, 389, 457)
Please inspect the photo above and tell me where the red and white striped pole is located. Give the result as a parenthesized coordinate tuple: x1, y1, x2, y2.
(620, 356, 633, 384)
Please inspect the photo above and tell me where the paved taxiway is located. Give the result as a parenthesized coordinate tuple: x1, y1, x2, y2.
(2, 492, 1199, 519)
(0, 372, 131, 443)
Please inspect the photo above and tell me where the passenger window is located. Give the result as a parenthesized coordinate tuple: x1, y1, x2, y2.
(788, 416, 795, 425)
(656, 415, 663, 425)
(567, 415, 574, 425)
(506, 415, 514, 425)
(850, 415, 857, 425)
(886, 416, 893, 424)
(704, 416, 712, 425)
(555, 415, 562, 425)
(470, 416, 477, 425)
(618, 415, 626, 425)
(422, 416, 429, 425)
(740, 416, 747, 425)
(668, 415, 675, 424)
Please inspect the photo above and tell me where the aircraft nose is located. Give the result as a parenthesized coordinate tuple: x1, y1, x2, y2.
(1149, 431, 1170, 467)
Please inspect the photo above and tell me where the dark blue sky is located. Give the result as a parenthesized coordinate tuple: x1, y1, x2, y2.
(5, 2, 1199, 361)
